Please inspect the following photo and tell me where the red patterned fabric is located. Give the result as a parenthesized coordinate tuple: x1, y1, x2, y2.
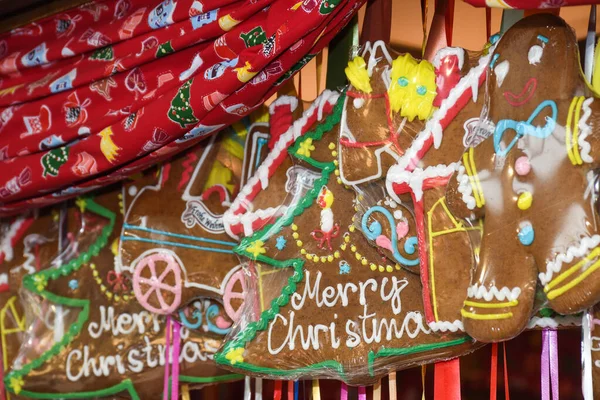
(0, 0, 364, 216)
(463, 0, 599, 8)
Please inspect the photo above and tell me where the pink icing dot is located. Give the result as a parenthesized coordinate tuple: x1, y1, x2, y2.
(515, 156, 531, 176)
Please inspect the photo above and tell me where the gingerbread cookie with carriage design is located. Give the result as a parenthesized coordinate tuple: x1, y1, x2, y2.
(120, 126, 250, 322)
(4, 187, 242, 399)
(440, 14, 600, 342)
(215, 87, 480, 385)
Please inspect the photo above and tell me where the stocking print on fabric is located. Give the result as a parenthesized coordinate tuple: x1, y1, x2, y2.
(215, 92, 477, 385)
(444, 14, 600, 342)
(121, 128, 247, 320)
(3, 189, 241, 400)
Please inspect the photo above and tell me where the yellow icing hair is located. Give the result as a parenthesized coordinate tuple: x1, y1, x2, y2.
(388, 54, 437, 121)
(345, 56, 372, 94)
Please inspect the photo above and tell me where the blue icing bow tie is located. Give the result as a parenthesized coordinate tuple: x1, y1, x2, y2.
(494, 100, 558, 157)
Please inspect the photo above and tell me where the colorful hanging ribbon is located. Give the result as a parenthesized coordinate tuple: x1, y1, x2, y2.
(340, 382, 348, 400)
(490, 343, 510, 400)
(434, 359, 461, 400)
(358, 386, 366, 400)
(163, 316, 172, 400)
(541, 329, 559, 400)
(582, 310, 594, 400)
(273, 380, 283, 400)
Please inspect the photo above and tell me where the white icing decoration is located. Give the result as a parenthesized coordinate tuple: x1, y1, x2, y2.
(393, 210, 403, 220)
(267, 270, 431, 354)
(353, 97, 365, 109)
(456, 163, 477, 210)
(528, 45, 543, 65)
(0, 273, 7, 285)
(128, 185, 138, 197)
(269, 95, 299, 115)
(320, 208, 334, 232)
(466, 283, 521, 302)
(432, 47, 465, 70)
(224, 90, 340, 239)
(494, 60, 509, 87)
(388, 163, 458, 202)
(427, 320, 464, 333)
(0, 217, 25, 262)
(527, 315, 581, 329)
(361, 40, 394, 78)
(578, 97, 594, 163)
(66, 306, 215, 382)
(539, 235, 600, 286)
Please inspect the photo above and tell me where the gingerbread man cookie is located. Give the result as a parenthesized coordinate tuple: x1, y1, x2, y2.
(446, 14, 600, 342)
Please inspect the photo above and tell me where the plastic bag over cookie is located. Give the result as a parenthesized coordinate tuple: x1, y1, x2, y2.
(5, 185, 241, 399)
(214, 44, 482, 385)
(443, 14, 600, 343)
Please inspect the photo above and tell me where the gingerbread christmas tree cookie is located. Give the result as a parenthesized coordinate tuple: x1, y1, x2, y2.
(215, 92, 476, 385)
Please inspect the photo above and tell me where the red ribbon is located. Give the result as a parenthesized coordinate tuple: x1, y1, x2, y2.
(434, 358, 461, 400)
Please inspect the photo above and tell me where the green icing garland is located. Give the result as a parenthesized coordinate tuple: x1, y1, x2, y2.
(4, 198, 241, 399)
(214, 92, 470, 380)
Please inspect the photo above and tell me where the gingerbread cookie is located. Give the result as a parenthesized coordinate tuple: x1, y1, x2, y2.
(386, 44, 492, 333)
(445, 14, 600, 342)
(121, 128, 247, 318)
(4, 188, 241, 399)
(215, 91, 477, 385)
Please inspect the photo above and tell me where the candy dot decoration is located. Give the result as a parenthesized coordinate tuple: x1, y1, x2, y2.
(515, 156, 531, 176)
(517, 192, 533, 210)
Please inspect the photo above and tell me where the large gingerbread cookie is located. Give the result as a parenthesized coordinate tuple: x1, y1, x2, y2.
(4, 188, 241, 399)
(215, 90, 477, 385)
(446, 14, 600, 342)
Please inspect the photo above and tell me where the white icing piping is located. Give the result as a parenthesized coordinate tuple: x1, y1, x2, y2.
(466, 283, 521, 302)
(539, 234, 600, 286)
(387, 162, 458, 202)
(432, 47, 465, 70)
(361, 40, 393, 77)
(386, 45, 494, 202)
(527, 315, 582, 329)
(268, 95, 299, 114)
(494, 60, 509, 88)
(428, 319, 464, 333)
(0, 273, 7, 285)
(0, 217, 25, 262)
(223, 90, 340, 240)
(578, 97, 594, 164)
(456, 163, 476, 210)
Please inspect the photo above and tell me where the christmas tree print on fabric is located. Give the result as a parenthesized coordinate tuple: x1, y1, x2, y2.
(168, 80, 198, 128)
(3, 191, 241, 400)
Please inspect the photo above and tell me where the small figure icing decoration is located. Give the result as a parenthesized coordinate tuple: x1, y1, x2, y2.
(388, 53, 436, 121)
(311, 186, 340, 250)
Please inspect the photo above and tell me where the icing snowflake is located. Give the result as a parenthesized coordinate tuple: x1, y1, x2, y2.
(275, 236, 287, 250)
(339, 261, 351, 274)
